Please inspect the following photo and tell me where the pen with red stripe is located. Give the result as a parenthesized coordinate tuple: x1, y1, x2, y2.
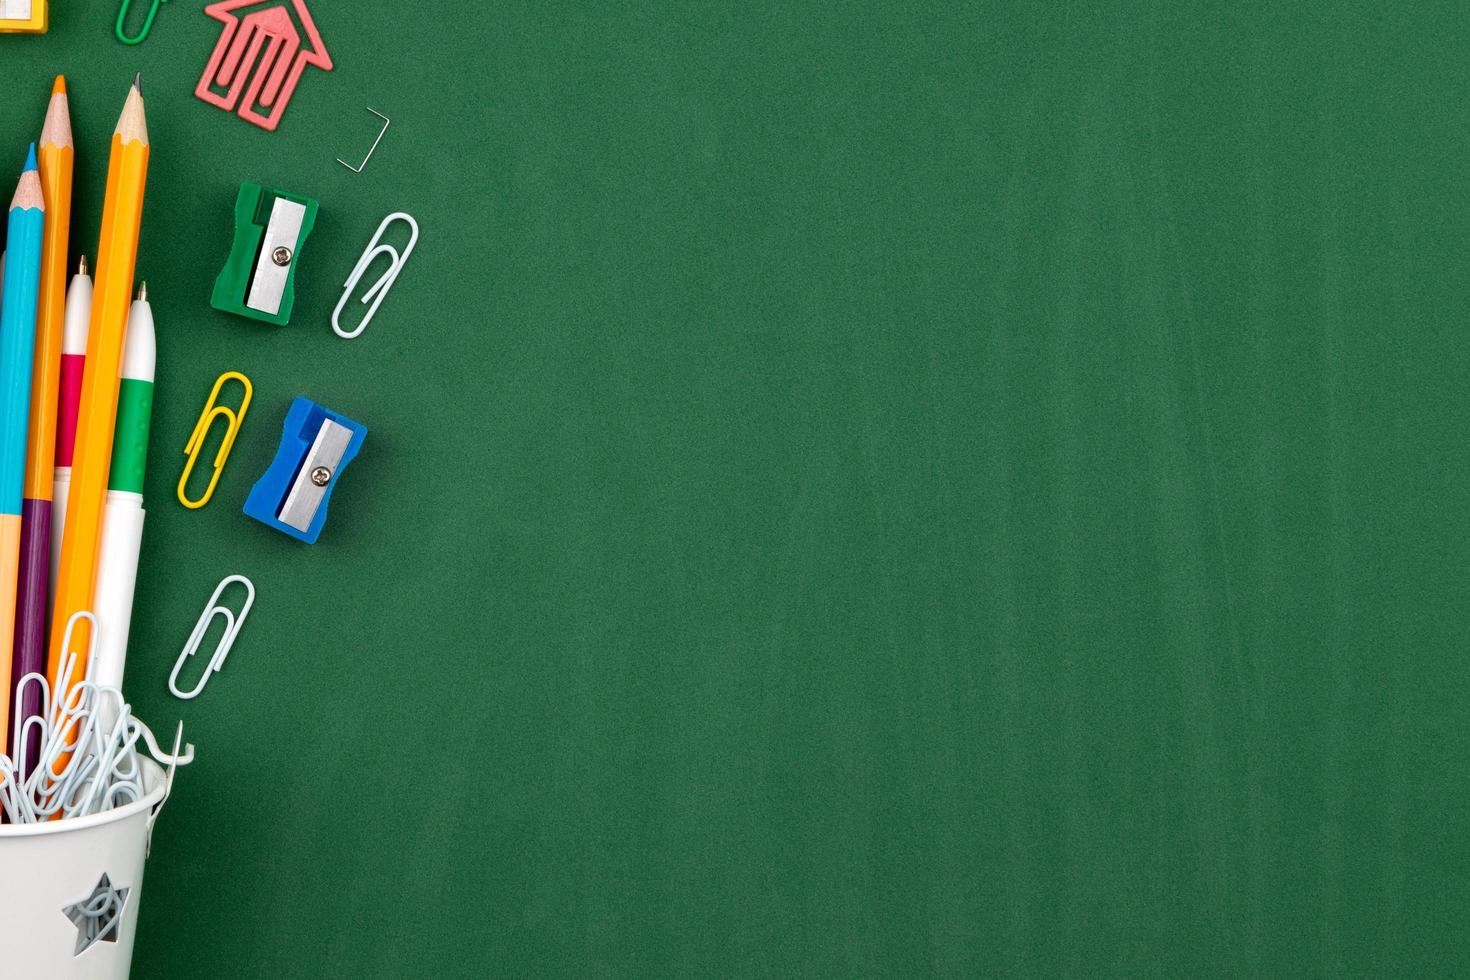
(50, 256, 91, 594)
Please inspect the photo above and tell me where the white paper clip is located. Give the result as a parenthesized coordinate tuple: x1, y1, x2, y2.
(169, 574, 255, 700)
(332, 212, 418, 340)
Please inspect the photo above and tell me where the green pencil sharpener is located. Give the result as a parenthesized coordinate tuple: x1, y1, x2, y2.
(210, 182, 319, 326)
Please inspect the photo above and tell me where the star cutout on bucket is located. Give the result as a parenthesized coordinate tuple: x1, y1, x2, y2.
(62, 872, 130, 956)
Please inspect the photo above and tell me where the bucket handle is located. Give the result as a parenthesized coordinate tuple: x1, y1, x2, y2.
(138, 721, 194, 855)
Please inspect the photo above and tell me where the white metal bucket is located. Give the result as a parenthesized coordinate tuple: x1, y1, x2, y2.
(0, 757, 167, 978)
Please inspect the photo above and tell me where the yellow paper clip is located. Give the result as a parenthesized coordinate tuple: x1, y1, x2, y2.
(115, 0, 166, 45)
(0, 0, 48, 34)
(178, 371, 252, 510)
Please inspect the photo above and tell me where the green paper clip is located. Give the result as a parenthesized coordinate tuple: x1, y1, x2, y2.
(116, 0, 166, 44)
(210, 182, 318, 326)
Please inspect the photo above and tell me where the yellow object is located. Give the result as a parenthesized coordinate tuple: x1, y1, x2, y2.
(178, 371, 252, 510)
(0, 0, 47, 33)
(24, 77, 73, 502)
(48, 78, 148, 695)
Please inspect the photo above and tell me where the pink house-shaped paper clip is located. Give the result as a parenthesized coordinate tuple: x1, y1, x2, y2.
(195, 0, 333, 132)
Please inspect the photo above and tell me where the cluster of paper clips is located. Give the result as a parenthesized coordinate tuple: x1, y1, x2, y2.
(0, 613, 193, 824)
(65, 874, 129, 953)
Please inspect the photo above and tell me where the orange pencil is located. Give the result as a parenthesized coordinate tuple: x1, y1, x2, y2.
(12, 78, 72, 766)
(47, 75, 148, 694)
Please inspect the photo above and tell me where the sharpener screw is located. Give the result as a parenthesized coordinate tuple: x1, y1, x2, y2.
(272, 246, 292, 266)
(310, 466, 332, 486)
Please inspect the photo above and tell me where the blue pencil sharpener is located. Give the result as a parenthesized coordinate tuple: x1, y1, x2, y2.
(244, 397, 366, 544)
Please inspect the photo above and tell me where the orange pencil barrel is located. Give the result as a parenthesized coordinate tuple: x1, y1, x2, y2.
(47, 78, 148, 691)
(23, 76, 73, 502)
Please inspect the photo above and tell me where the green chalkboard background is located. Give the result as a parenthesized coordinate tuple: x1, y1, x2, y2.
(4, 1, 1469, 976)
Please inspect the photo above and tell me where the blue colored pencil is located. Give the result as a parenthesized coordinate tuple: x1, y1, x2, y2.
(0, 145, 47, 747)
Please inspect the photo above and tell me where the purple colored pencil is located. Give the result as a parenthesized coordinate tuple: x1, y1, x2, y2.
(12, 498, 49, 775)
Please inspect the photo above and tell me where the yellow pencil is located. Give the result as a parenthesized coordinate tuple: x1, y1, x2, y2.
(48, 75, 148, 693)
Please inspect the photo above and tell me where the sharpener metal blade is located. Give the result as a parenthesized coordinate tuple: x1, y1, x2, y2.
(246, 197, 307, 315)
(278, 419, 353, 532)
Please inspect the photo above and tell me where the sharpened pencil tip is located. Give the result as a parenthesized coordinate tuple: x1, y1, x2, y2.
(23, 143, 36, 172)
(133, 72, 141, 93)
(115, 76, 149, 144)
(137, 282, 147, 302)
(11, 157, 42, 211)
(40, 81, 72, 149)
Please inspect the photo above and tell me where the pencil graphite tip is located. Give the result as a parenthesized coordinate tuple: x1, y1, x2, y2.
(137, 281, 147, 302)
(133, 72, 142, 93)
(78, 254, 87, 275)
(23, 143, 36, 172)
(41, 82, 72, 149)
(115, 79, 149, 144)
